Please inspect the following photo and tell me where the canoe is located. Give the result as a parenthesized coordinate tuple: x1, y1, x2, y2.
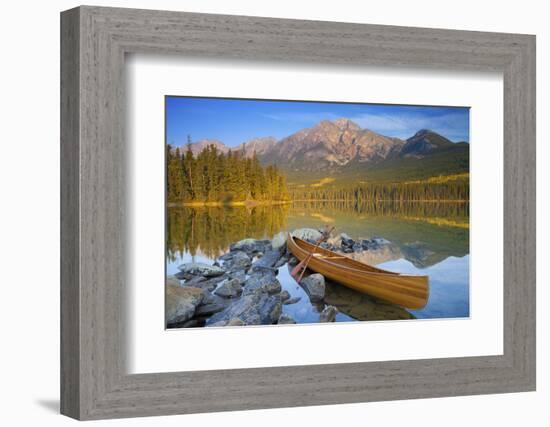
(287, 234, 429, 309)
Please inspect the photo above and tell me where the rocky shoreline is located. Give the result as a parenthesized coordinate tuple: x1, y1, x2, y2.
(166, 228, 410, 328)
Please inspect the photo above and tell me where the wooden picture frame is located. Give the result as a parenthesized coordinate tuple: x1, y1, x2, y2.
(60, 5, 536, 420)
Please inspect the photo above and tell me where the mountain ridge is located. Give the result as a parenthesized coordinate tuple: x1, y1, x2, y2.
(177, 118, 469, 184)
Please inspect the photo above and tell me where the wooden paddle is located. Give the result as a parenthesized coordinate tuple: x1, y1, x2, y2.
(290, 226, 334, 282)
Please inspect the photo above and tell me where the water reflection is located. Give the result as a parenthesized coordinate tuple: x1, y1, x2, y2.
(167, 201, 470, 321)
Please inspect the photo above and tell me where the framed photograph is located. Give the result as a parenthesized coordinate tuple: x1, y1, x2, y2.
(61, 6, 536, 420)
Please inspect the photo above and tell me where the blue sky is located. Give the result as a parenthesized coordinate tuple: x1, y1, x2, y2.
(166, 96, 470, 148)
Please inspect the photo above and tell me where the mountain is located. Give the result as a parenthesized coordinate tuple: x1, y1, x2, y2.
(188, 139, 229, 156)
(267, 119, 404, 171)
(233, 136, 277, 157)
(401, 129, 455, 157)
(181, 119, 469, 184)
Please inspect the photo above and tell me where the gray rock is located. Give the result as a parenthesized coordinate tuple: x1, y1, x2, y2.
(250, 249, 283, 272)
(280, 290, 291, 302)
(291, 228, 322, 242)
(167, 318, 200, 328)
(184, 275, 207, 285)
(227, 318, 245, 327)
(243, 272, 282, 295)
(273, 255, 289, 269)
(228, 270, 247, 284)
(271, 232, 287, 251)
(340, 232, 355, 247)
(214, 278, 243, 298)
(207, 320, 228, 327)
(301, 273, 326, 302)
(195, 294, 229, 316)
(278, 313, 296, 324)
(224, 250, 251, 271)
(284, 296, 301, 305)
(218, 252, 234, 261)
(230, 238, 270, 254)
(188, 275, 227, 292)
(257, 293, 282, 324)
(177, 262, 225, 277)
(319, 305, 338, 322)
(208, 289, 281, 326)
(174, 270, 193, 280)
(165, 285, 204, 324)
(166, 275, 181, 287)
(373, 237, 391, 245)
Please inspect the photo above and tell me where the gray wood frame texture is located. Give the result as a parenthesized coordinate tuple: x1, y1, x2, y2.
(60, 5, 536, 420)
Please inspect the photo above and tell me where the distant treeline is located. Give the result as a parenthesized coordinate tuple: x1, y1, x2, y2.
(289, 178, 469, 202)
(167, 144, 289, 203)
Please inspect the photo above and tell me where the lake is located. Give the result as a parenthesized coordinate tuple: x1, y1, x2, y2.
(167, 201, 470, 323)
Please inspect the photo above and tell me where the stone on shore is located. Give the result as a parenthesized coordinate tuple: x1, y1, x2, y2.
(230, 238, 271, 254)
(227, 318, 245, 327)
(271, 232, 287, 251)
(284, 296, 301, 305)
(187, 275, 227, 292)
(195, 293, 229, 316)
(301, 273, 326, 302)
(278, 313, 296, 324)
(291, 228, 323, 242)
(177, 262, 225, 277)
(214, 278, 243, 298)
(166, 275, 181, 287)
(243, 272, 282, 295)
(280, 290, 291, 302)
(208, 288, 281, 326)
(319, 305, 338, 322)
(223, 250, 251, 271)
(250, 249, 283, 272)
(165, 285, 204, 325)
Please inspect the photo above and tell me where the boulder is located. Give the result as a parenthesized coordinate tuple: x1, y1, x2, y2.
(250, 249, 283, 272)
(230, 238, 271, 254)
(214, 278, 243, 298)
(257, 293, 282, 324)
(278, 313, 296, 324)
(166, 275, 181, 287)
(228, 270, 247, 284)
(165, 285, 204, 325)
(184, 275, 207, 286)
(291, 228, 322, 242)
(319, 305, 338, 322)
(195, 294, 229, 316)
(340, 232, 355, 247)
(177, 262, 225, 277)
(227, 318, 245, 327)
(188, 275, 227, 292)
(208, 289, 281, 326)
(243, 272, 282, 295)
(301, 273, 326, 302)
(273, 255, 289, 269)
(280, 290, 291, 302)
(224, 250, 251, 271)
(271, 232, 287, 251)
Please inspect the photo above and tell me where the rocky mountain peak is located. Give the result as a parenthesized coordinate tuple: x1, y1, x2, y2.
(332, 118, 361, 131)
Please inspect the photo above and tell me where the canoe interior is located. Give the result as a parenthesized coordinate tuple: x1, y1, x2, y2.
(288, 235, 430, 310)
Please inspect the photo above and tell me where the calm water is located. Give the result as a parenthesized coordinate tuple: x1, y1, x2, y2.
(167, 201, 470, 322)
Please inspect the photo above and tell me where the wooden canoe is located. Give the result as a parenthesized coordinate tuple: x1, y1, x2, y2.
(287, 234, 429, 309)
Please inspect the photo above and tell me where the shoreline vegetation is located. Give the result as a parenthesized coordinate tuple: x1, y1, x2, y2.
(169, 198, 468, 208)
(167, 143, 469, 205)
